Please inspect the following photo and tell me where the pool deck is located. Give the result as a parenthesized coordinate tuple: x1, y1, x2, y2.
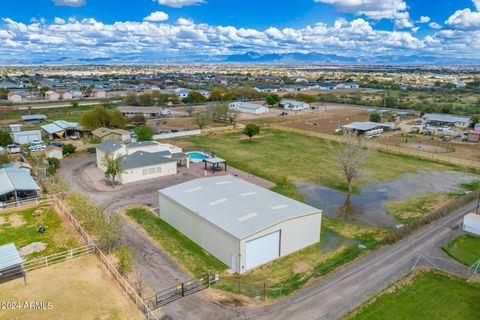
(180, 162, 276, 189)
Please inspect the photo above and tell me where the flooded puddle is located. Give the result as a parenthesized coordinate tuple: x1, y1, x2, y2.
(297, 171, 478, 227)
(319, 230, 357, 253)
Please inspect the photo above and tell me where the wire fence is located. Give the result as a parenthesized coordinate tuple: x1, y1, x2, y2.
(269, 125, 480, 170)
(215, 245, 365, 300)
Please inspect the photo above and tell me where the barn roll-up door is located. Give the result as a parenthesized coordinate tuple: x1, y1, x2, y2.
(245, 230, 280, 270)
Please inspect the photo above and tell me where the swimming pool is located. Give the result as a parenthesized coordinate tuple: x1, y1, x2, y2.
(187, 151, 211, 163)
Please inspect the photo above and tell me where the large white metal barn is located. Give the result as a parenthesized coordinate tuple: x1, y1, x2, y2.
(158, 176, 322, 273)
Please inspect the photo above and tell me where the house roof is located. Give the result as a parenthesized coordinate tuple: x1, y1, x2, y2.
(469, 130, 480, 135)
(0, 168, 40, 196)
(159, 175, 322, 240)
(21, 114, 47, 121)
(126, 141, 157, 149)
(41, 120, 79, 134)
(342, 121, 382, 132)
(0, 243, 23, 272)
(230, 102, 266, 110)
(423, 113, 471, 123)
(96, 140, 125, 153)
(121, 151, 175, 170)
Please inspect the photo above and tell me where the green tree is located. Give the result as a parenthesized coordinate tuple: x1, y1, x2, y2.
(295, 93, 317, 103)
(134, 125, 154, 141)
(116, 246, 133, 275)
(62, 144, 76, 155)
(208, 88, 225, 101)
(369, 112, 382, 123)
(470, 114, 480, 128)
(109, 110, 128, 128)
(265, 93, 281, 106)
(124, 92, 138, 106)
(0, 88, 9, 100)
(183, 91, 206, 104)
(0, 131, 13, 147)
(0, 153, 9, 166)
(138, 93, 154, 106)
(71, 101, 79, 107)
(39, 86, 50, 96)
(47, 157, 60, 169)
(80, 106, 111, 130)
(101, 152, 125, 188)
(243, 123, 260, 141)
(130, 114, 147, 125)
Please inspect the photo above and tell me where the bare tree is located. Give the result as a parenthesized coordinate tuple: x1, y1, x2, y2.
(328, 132, 370, 193)
(193, 112, 211, 129)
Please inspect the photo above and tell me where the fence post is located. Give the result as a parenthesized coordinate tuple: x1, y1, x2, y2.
(181, 283, 185, 297)
(207, 272, 210, 288)
(263, 282, 266, 301)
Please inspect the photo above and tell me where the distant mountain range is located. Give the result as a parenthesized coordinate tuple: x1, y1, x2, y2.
(3, 51, 480, 65)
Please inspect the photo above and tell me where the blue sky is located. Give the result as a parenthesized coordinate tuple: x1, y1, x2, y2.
(0, 0, 479, 63)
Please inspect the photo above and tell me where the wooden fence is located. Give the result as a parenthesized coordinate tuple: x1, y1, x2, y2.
(269, 124, 480, 170)
(44, 196, 159, 320)
(23, 245, 93, 272)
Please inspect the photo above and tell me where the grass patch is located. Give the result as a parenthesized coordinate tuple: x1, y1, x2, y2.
(460, 180, 480, 192)
(385, 192, 461, 223)
(179, 129, 455, 194)
(0, 205, 81, 259)
(347, 271, 480, 320)
(126, 208, 227, 277)
(443, 234, 480, 266)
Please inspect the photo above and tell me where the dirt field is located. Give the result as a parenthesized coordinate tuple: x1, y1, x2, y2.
(245, 105, 369, 133)
(0, 254, 144, 320)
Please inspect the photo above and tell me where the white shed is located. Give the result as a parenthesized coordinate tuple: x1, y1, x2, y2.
(45, 146, 63, 160)
(12, 130, 42, 145)
(158, 176, 322, 274)
(463, 213, 480, 236)
(229, 102, 269, 114)
(280, 100, 310, 111)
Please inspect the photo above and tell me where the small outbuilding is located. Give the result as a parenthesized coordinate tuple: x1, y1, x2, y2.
(21, 114, 47, 124)
(463, 213, 480, 236)
(12, 130, 42, 145)
(158, 176, 322, 274)
(45, 146, 63, 160)
(280, 100, 310, 111)
(229, 102, 269, 114)
(92, 127, 131, 142)
(0, 243, 24, 283)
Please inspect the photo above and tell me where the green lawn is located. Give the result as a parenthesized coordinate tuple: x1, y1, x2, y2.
(348, 271, 480, 320)
(385, 192, 461, 223)
(178, 129, 454, 195)
(443, 234, 480, 266)
(460, 180, 480, 192)
(126, 208, 228, 277)
(0, 205, 82, 259)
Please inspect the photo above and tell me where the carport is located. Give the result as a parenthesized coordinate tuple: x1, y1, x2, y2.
(0, 243, 25, 284)
(0, 168, 41, 205)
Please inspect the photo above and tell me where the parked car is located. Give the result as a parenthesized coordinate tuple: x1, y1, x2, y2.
(170, 128, 179, 133)
(48, 142, 65, 147)
(30, 139, 45, 146)
(29, 144, 45, 151)
(7, 144, 21, 154)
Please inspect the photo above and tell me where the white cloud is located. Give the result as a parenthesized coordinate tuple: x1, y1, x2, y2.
(411, 27, 419, 33)
(429, 22, 442, 29)
(53, 0, 86, 7)
(54, 17, 66, 25)
(156, 0, 205, 8)
(314, 0, 407, 20)
(144, 11, 169, 22)
(418, 16, 430, 23)
(445, 0, 480, 30)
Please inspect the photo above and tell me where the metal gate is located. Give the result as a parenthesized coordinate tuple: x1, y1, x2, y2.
(146, 274, 219, 309)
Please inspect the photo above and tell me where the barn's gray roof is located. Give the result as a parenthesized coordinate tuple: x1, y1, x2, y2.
(0, 243, 23, 271)
(0, 168, 40, 196)
(342, 121, 381, 132)
(159, 176, 322, 240)
(423, 113, 471, 123)
(122, 151, 175, 170)
(41, 120, 79, 134)
(21, 114, 47, 121)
